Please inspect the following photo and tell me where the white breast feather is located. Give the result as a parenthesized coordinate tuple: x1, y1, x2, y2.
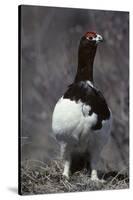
(52, 97, 98, 141)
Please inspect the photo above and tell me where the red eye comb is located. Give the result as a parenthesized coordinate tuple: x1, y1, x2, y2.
(84, 31, 97, 38)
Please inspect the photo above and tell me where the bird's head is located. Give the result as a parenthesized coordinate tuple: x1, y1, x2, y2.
(80, 32, 103, 47)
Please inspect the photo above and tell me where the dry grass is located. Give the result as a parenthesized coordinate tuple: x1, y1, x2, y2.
(20, 160, 129, 195)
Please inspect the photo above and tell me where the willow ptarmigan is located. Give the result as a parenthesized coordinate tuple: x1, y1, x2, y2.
(52, 32, 112, 181)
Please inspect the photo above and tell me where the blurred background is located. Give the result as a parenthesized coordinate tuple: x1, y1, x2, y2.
(20, 5, 129, 171)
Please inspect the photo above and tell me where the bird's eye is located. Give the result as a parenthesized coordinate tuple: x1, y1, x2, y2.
(89, 36, 93, 40)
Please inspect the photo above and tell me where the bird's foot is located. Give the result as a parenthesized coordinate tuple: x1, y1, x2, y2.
(91, 176, 106, 183)
(90, 169, 106, 183)
(91, 176, 99, 182)
(62, 160, 70, 180)
(62, 172, 70, 180)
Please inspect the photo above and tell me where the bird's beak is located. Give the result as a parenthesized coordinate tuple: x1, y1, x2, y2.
(97, 34, 103, 43)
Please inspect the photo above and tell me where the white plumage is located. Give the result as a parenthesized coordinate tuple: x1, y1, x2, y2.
(52, 97, 97, 139)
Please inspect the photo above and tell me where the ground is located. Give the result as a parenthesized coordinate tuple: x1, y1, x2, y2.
(20, 160, 129, 195)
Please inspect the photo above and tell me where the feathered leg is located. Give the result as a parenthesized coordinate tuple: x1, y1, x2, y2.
(60, 143, 71, 179)
(63, 160, 71, 178)
(90, 155, 106, 182)
(91, 169, 99, 181)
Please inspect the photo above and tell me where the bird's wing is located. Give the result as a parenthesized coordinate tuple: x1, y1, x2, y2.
(64, 81, 111, 130)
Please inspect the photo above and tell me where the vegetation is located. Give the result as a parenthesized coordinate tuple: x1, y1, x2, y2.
(20, 160, 129, 195)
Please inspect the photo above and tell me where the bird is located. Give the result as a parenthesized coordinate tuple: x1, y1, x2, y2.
(52, 31, 112, 181)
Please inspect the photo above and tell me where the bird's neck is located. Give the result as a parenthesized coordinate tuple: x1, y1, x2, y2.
(74, 45, 97, 83)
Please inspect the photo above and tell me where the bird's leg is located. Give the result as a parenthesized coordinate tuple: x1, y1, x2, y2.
(91, 169, 106, 183)
(90, 155, 106, 182)
(63, 159, 71, 179)
(60, 143, 66, 160)
(90, 151, 101, 182)
(60, 143, 71, 179)
(91, 169, 99, 181)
